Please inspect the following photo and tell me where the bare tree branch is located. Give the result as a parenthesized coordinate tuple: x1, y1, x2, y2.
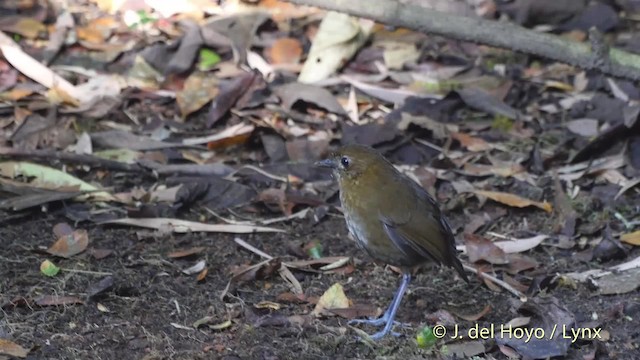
(284, 0, 640, 80)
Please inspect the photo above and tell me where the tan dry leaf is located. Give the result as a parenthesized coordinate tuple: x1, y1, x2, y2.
(46, 229, 89, 258)
(313, 283, 350, 317)
(450, 132, 492, 152)
(0, 338, 29, 358)
(176, 71, 220, 119)
(474, 190, 552, 212)
(621, 231, 640, 246)
(268, 37, 302, 65)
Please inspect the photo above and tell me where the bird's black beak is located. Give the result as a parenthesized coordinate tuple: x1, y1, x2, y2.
(314, 159, 336, 169)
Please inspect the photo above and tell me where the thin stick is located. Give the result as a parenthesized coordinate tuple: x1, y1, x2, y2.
(61, 268, 113, 276)
(463, 264, 526, 300)
(233, 237, 274, 260)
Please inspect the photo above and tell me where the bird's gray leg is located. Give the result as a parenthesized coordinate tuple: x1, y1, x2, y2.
(349, 272, 412, 339)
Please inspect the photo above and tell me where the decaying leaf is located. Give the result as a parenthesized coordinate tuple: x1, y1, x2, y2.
(0, 338, 29, 358)
(298, 12, 372, 83)
(46, 229, 89, 258)
(464, 234, 509, 264)
(313, 283, 350, 317)
(496, 297, 575, 359)
(474, 190, 553, 212)
(35, 295, 84, 306)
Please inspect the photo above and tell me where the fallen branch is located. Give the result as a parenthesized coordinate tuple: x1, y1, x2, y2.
(283, 0, 640, 81)
(463, 264, 526, 300)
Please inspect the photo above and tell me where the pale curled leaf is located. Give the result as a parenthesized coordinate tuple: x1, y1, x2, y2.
(0, 31, 81, 102)
(298, 12, 372, 83)
(182, 260, 206, 275)
(182, 123, 255, 146)
(494, 235, 547, 254)
(100, 218, 284, 234)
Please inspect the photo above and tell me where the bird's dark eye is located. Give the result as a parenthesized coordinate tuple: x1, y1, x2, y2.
(340, 156, 350, 168)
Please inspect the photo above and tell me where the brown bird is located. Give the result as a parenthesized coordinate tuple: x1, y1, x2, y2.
(316, 144, 468, 340)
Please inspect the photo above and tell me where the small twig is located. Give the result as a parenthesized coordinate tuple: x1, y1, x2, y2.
(227, 164, 288, 182)
(463, 264, 526, 300)
(61, 268, 112, 276)
(234, 237, 273, 259)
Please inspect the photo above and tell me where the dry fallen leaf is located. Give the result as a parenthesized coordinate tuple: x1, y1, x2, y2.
(168, 247, 206, 258)
(268, 37, 303, 64)
(451, 132, 493, 152)
(621, 230, 640, 246)
(313, 283, 350, 317)
(474, 190, 553, 212)
(0, 338, 29, 358)
(35, 295, 84, 306)
(46, 229, 89, 258)
(464, 233, 509, 264)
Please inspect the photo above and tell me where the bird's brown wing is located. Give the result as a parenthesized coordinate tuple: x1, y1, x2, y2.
(379, 179, 468, 281)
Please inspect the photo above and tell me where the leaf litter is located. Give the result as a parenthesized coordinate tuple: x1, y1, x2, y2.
(0, 0, 639, 358)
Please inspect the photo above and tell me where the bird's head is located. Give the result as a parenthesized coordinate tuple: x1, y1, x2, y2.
(315, 144, 389, 183)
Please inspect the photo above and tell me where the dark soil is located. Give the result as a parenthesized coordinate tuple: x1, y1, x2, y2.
(1, 209, 639, 360)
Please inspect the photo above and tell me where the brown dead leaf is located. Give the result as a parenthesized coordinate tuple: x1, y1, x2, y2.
(474, 190, 552, 212)
(424, 309, 457, 326)
(451, 132, 492, 152)
(168, 247, 206, 258)
(35, 295, 84, 306)
(621, 231, 640, 246)
(76, 16, 117, 43)
(268, 37, 302, 64)
(276, 292, 307, 303)
(464, 233, 508, 264)
(206, 130, 252, 150)
(46, 229, 89, 258)
(176, 71, 220, 119)
(506, 254, 539, 274)
(453, 304, 492, 321)
(313, 283, 350, 317)
(197, 268, 208, 282)
(0, 338, 29, 358)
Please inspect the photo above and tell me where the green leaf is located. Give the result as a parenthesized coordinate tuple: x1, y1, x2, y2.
(0, 161, 115, 201)
(416, 326, 437, 348)
(198, 48, 221, 71)
(137, 10, 156, 25)
(40, 260, 60, 277)
(307, 242, 323, 259)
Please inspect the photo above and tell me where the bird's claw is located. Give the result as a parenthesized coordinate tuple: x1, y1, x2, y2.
(348, 317, 411, 329)
(348, 317, 386, 327)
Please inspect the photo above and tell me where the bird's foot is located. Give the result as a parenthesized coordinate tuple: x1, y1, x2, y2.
(348, 317, 411, 328)
(348, 317, 386, 327)
(369, 329, 402, 340)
